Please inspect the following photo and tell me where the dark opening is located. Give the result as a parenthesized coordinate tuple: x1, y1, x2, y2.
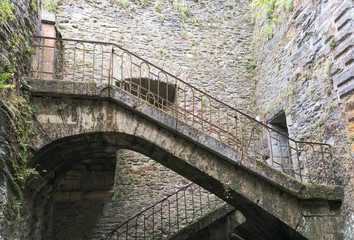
(116, 77, 176, 110)
(268, 111, 288, 136)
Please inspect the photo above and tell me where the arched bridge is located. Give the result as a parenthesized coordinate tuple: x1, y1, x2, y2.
(27, 36, 343, 240)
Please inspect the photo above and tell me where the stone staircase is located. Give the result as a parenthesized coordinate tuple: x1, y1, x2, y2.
(27, 35, 343, 239)
(30, 35, 337, 186)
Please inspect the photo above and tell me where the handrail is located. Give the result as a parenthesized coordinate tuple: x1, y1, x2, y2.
(29, 35, 337, 185)
(105, 183, 224, 239)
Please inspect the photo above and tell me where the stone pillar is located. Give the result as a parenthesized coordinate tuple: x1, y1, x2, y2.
(32, 12, 58, 80)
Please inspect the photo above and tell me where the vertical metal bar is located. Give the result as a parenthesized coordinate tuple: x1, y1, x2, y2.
(175, 79, 178, 120)
(61, 41, 65, 81)
(121, 54, 124, 89)
(279, 135, 284, 172)
(268, 128, 274, 166)
(139, 64, 142, 99)
(152, 206, 155, 238)
(191, 185, 195, 220)
(99, 45, 103, 81)
(199, 186, 202, 216)
(286, 139, 293, 176)
(168, 200, 171, 235)
(40, 39, 45, 79)
(184, 86, 187, 122)
(235, 113, 238, 147)
(192, 88, 195, 125)
(157, 73, 161, 108)
(311, 145, 319, 184)
(304, 146, 312, 183)
(261, 126, 265, 162)
(320, 145, 328, 184)
(201, 96, 204, 131)
(73, 43, 77, 81)
(295, 142, 303, 182)
(218, 104, 221, 140)
(184, 189, 187, 223)
(166, 77, 169, 110)
(160, 202, 163, 237)
(242, 118, 247, 153)
(93, 45, 95, 82)
(176, 191, 179, 231)
(226, 108, 229, 144)
(111, 49, 115, 86)
(82, 43, 85, 81)
(209, 98, 212, 134)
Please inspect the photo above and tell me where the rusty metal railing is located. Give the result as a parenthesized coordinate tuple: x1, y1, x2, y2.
(105, 183, 225, 240)
(29, 36, 337, 185)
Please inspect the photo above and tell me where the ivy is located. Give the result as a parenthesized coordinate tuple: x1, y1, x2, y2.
(0, 0, 15, 24)
(30, 0, 36, 11)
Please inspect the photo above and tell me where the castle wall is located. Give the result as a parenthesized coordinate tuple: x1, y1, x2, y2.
(45, 0, 256, 238)
(0, 0, 40, 238)
(252, 0, 353, 238)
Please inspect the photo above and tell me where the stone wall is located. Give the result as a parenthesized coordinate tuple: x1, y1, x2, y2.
(252, 0, 353, 239)
(56, 0, 255, 114)
(44, 0, 256, 238)
(0, 0, 40, 239)
(47, 150, 192, 239)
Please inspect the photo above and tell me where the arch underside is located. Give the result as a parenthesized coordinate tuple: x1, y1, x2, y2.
(28, 132, 307, 240)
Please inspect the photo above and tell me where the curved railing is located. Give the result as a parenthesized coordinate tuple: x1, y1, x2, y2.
(29, 36, 336, 185)
(105, 183, 224, 240)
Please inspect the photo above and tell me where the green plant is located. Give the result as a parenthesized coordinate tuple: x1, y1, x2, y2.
(30, 0, 37, 11)
(191, 48, 197, 61)
(306, 85, 313, 97)
(28, 105, 38, 116)
(154, 0, 162, 12)
(0, 73, 14, 88)
(252, 0, 276, 20)
(324, 58, 332, 76)
(174, 0, 190, 23)
(20, 79, 31, 93)
(201, 97, 209, 108)
(120, 0, 129, 8)
(57, 103, 67, 112)
(328, 36, 335, 48)
(0, 0, 14, 24)
(41, 0, 61, 13)
(24, 47, 35, 56)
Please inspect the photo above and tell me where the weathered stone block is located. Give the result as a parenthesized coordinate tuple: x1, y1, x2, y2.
(333, 67, 354, 87)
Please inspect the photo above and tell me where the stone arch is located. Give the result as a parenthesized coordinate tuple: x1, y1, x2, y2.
(28, 127, 306, 240)
(26, 81, 338, 239)
(28, 132, 195, 239)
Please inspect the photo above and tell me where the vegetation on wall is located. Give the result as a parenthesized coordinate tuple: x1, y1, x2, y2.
(0, 87, 39, 232)
(0, 0, 40, 236)
(250, 0, 293, 45)
(41, 0, 61, 13)
(0, 0, 15, 24)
